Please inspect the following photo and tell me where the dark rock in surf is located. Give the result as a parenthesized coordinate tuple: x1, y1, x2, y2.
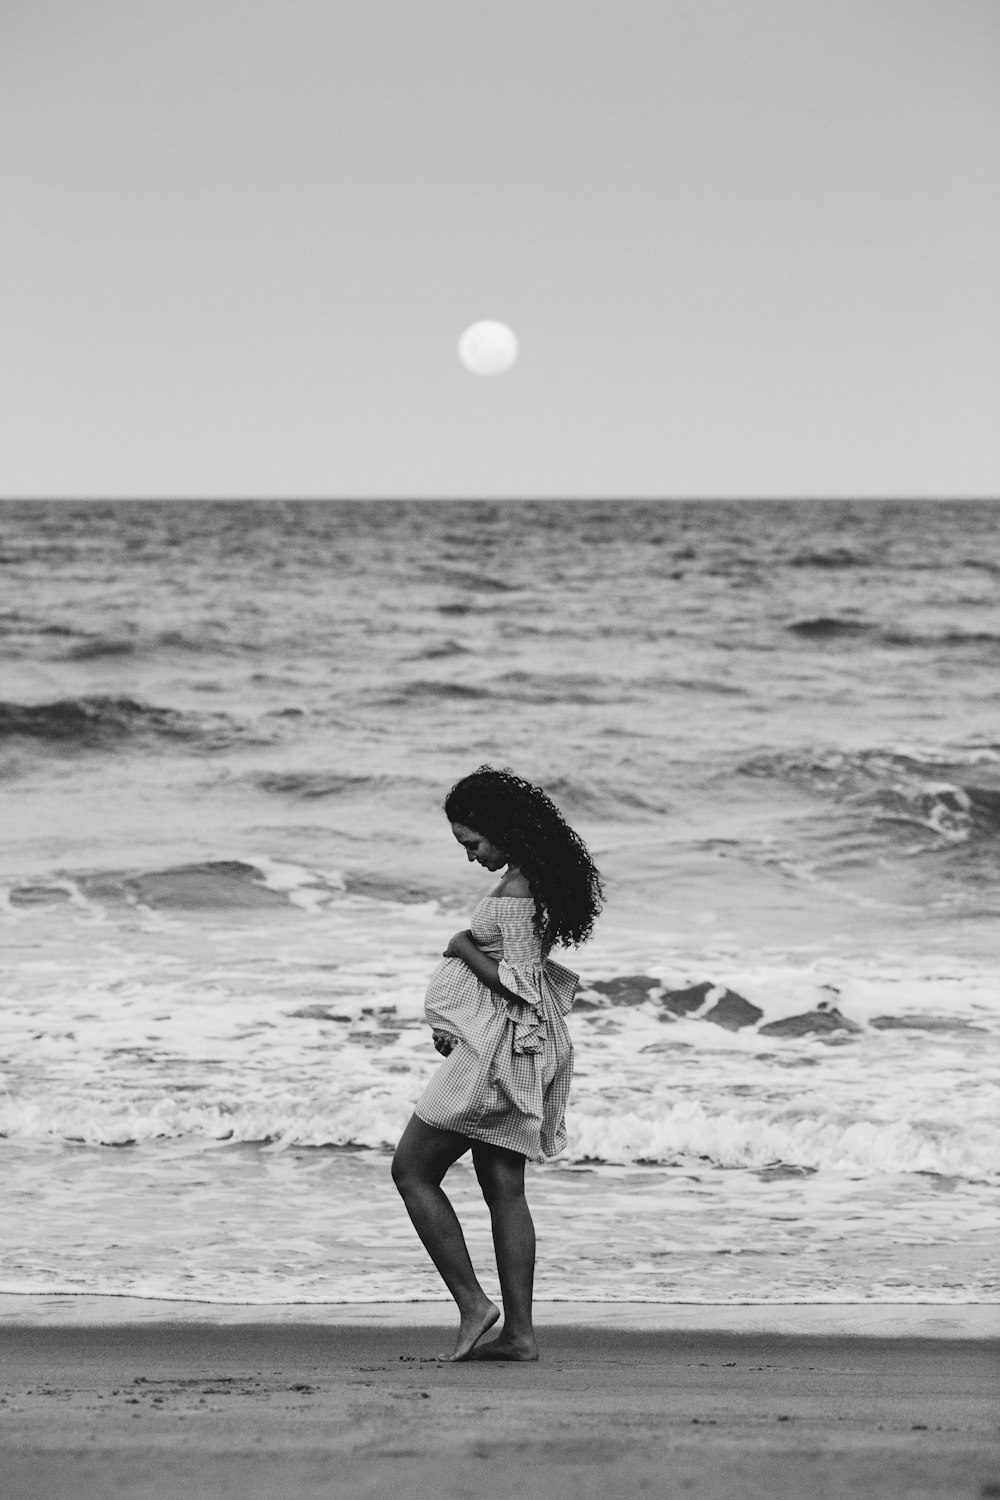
(585, 974, 661, 1007)
(759, 1007, 861, 1038)
(702, 989, 763, 1031)
(573, 994, 608, 1012)
(659, 981, 714, 1016)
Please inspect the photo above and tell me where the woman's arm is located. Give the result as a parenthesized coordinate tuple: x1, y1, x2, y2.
(443, 930, 523, 1006)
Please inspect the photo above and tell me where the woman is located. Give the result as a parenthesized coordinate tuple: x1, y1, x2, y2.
(391, 766, 604, 1361)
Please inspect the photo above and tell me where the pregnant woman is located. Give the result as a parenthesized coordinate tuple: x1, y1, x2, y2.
(392, 766, 604, 1361)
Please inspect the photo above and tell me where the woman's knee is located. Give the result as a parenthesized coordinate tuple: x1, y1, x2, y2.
(390, 1146, 407, 1192)
(392, 1117, 461, 1194)
(391, 1142, 421, 1196)
(481, 1179, 525, 1211)
(473, 1149, 526, 1208)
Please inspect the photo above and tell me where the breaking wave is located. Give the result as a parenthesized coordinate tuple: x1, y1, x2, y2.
(0, 696, 264, 754)
(740, 744, 1000, 846)
(0, 697, 207, 746)
(2, 1079, 995, 1178)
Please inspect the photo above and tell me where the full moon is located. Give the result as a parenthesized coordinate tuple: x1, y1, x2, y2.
(458, 320, 519, 376)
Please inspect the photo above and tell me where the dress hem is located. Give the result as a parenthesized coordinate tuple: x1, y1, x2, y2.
(411, 1106, 536, 1160)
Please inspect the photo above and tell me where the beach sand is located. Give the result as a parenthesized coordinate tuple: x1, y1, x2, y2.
(1, 1303, 998, 1499)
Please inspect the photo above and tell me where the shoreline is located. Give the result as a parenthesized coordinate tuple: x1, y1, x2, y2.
(1, 1293, 997, 1338)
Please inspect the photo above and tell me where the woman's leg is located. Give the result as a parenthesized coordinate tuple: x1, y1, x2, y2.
(469, 1142, 539, 1360)
(391, 1114, 500, 1359)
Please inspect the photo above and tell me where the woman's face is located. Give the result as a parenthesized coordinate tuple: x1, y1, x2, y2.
(450, 821, 509, 872)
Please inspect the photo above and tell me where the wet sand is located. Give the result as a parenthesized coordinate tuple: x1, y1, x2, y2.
(2, 1305, 998, 1499)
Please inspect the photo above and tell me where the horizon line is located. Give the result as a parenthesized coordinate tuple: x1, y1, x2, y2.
(2, 493, 997, 505)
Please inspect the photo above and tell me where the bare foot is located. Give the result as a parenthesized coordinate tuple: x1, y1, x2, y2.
(442, 1300, 501, 1362)
(468, 1333, 539, 1362)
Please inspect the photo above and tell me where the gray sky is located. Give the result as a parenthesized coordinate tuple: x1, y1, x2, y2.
(2, 0, 998, 498)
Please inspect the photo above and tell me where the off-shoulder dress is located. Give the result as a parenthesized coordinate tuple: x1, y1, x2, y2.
(415, 896, 579, 1160)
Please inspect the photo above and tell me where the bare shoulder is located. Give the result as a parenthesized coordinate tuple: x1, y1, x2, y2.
(495, 869, 532, 898)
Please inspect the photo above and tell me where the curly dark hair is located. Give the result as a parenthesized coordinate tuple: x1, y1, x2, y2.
(444, 765, 604, 949)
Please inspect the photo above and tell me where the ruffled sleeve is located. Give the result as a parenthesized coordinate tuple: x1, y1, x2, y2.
(493, 900, 580, 1054)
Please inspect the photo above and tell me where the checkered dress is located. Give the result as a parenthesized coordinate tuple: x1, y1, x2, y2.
(415, 896, 579, 1161)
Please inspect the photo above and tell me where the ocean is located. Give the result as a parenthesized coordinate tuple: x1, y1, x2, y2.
(2, 498, 998, 1305)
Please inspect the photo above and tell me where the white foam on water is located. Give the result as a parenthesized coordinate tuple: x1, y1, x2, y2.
(1, 893, 996, 1176)
(1, 850, 997, 1303)
(251, 854, 346, 909)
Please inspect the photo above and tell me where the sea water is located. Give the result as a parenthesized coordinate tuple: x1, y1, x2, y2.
(2, 499, 998, 1304)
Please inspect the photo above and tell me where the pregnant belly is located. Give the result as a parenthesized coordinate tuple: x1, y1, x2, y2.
(424, 958, 491, 1035)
